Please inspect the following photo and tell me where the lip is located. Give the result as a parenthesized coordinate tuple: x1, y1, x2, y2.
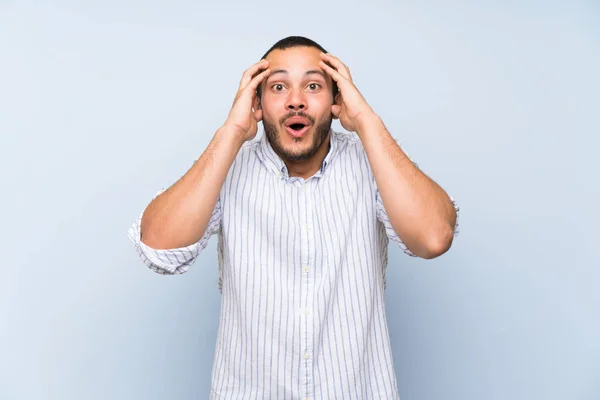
(284, 116, 311, 127)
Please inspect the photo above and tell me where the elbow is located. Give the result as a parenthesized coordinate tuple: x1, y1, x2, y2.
(140, 223, 173, 250)
(422, 225, 455, 259)
(140, 233, 161, 250)
(140, 223, 161, 249)
(140, 229, 179, 251)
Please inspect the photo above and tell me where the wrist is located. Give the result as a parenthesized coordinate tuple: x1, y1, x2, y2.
(218, 124, 249, 147)
(354, 110, 381, 136)
(220, 123, 249, 142)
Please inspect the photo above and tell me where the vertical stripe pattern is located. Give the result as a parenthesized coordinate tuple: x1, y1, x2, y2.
(128, 129, 460, 399)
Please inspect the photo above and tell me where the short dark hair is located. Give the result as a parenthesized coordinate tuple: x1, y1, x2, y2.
(256, 36, 338, 100)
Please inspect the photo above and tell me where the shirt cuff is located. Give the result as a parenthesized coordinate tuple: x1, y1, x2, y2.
(376, 192, 460, 257)
(127, 189, 221, 274)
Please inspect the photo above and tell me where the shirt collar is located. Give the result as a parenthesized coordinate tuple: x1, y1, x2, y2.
(257, 128, 340, 179)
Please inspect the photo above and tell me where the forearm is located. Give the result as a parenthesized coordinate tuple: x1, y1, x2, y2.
(356, 113, 457, 258)
(140, 125, 245, 249)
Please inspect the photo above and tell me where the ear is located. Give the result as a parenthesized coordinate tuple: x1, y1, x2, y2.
(253, 94, 263, 121)
(253, 91, 262, 109)
(331, 92, 342, 120)
(334, 92, 341, 105)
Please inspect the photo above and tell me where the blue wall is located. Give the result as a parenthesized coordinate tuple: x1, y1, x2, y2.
(1, 1, 598, 399)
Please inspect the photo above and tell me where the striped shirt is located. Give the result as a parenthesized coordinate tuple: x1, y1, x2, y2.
(128, 129, 459, 399)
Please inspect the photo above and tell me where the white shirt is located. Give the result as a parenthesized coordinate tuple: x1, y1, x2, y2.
(128, 129, 459, 399)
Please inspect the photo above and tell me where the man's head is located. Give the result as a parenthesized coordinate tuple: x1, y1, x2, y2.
(255, 36, 338, 163)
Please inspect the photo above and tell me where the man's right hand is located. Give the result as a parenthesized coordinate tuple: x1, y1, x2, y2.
(223, 59, 271, 142)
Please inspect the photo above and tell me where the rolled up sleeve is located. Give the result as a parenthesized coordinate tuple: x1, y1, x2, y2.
(127, 189, 222, 274)
(375, 188, 460, 257)
(372, 148, 460, 256)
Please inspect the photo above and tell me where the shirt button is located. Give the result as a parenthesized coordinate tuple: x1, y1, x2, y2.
(304, 308, 310, 315)
(303, 352, 310, 360)
(306, 225, 312, 231)
(303, 266, 311, 273)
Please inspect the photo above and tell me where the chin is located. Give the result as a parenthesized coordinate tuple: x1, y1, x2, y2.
(273, 132, 311, 158)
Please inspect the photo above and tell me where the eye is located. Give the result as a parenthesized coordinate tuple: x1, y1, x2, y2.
(272, 83, 285, 91)
(307, 83, 321, 91)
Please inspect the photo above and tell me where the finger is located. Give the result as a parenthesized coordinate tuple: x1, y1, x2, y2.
(231, 68, 270, 108)
(319, 60, 345, 83)
(323, 53, 351, 79)
(239, 59, 270, 89)
(320, 53, 351, 80)
(239, 60, 269, 90)
(246, 67, 271, 92)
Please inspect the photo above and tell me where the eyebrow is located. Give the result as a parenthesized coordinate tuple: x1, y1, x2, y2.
(269, 69, 327, 80)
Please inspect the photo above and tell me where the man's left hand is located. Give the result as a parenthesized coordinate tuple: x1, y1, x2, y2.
(319, 53, 376, 133)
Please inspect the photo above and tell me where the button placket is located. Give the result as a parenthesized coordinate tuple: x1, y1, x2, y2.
(300, 180, 315, 399)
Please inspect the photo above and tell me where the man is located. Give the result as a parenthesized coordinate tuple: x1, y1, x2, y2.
(128, 36, 459, 399)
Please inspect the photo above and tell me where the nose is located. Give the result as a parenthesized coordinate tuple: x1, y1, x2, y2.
(285, 89, 307, 111)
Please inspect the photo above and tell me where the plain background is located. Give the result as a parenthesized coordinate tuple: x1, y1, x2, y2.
(1, 1, 599, 399)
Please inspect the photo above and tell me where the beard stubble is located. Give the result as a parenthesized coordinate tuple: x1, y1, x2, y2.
(262, 111, 332, 162)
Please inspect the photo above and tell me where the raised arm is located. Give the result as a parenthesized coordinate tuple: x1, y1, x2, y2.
(354, 114, 457, 259)
(319, 52, 457, 259)
(140, 59, 272, 249)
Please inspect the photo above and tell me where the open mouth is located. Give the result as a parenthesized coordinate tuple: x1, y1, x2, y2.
(289, 123, 306, 131)
(284, 116, 312, 138)
(285, 123, 310, 138)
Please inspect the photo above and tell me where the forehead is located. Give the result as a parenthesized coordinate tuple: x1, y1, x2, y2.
(265, 46, 323, 72)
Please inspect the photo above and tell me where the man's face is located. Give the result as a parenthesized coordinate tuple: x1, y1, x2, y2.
(258, 46, 335, 162)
